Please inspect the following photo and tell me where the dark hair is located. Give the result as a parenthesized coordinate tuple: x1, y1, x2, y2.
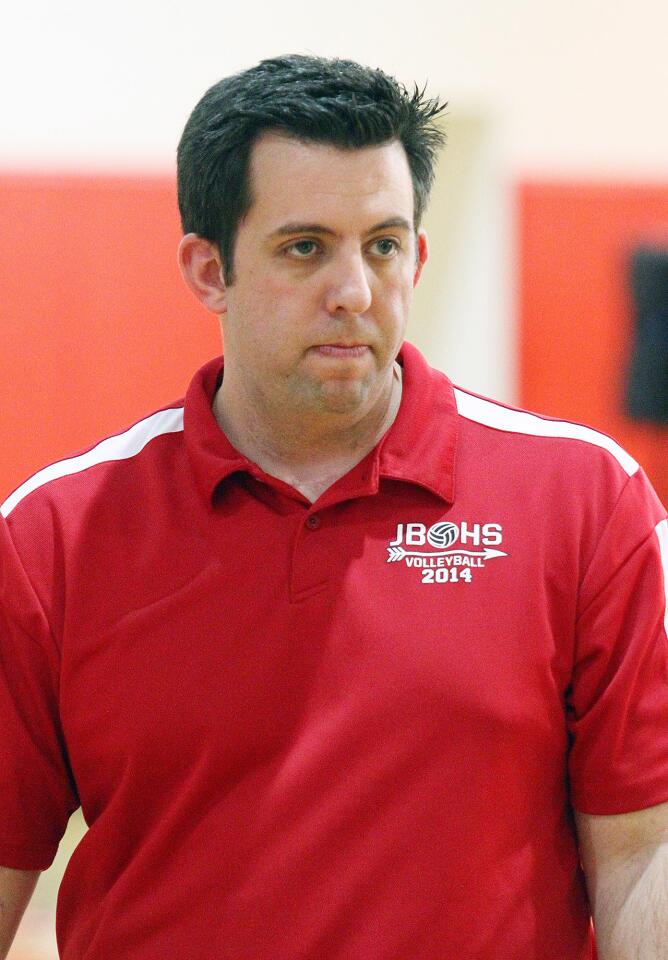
(177, 54, 447, 284)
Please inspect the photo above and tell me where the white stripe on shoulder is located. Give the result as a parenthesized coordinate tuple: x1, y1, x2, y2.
(1, 407, 184, 519)
(453, 388, 639, 477)
(656, 519, 668, 639)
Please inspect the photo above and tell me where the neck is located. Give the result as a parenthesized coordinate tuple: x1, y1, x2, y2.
(213, 363, 402, 501)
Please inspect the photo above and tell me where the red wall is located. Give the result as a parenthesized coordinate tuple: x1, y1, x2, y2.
(518, 181, 668, 505)
(0, 175, 220, 498)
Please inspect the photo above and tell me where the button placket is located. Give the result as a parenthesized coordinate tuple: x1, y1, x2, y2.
(290, 511, 330, 600)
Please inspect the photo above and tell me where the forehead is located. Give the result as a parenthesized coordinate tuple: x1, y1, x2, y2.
(245, 133, 415, 229)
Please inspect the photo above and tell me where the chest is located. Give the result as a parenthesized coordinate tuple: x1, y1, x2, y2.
(58, 486, 579, 820)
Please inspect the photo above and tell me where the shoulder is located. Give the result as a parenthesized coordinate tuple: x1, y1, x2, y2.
(452, 384, 639, 479)
(449, 385, 666, 578)
(2, 404, 185, 525)
(399, 341, 640, 485)
(0, 403, 188, 635)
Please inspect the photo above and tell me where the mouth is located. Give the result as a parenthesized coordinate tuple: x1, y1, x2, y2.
(312, 343, 369, 358)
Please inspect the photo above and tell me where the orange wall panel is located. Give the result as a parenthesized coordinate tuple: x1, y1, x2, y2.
(518, 181, 668, 505)
(0, 175, 221, 498)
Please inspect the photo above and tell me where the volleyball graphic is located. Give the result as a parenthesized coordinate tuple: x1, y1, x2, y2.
(427, 522, 459, 549)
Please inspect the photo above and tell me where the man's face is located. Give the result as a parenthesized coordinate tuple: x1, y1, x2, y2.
(219, 133, 427, 424)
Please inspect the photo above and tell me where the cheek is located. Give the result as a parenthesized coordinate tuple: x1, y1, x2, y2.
(260, 272, 319, 313)
(378, 274, 414, 314)
(233, 278, 314, 357)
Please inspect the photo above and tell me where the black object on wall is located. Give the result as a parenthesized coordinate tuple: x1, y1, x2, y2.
(626, 245, 668, 424)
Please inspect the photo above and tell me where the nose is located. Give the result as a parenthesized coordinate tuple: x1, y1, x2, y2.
(323, 251, 373, 316)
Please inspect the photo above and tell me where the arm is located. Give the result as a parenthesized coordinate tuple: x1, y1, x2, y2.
(0, 866, 39, 958)
(575, 801, 668, 960)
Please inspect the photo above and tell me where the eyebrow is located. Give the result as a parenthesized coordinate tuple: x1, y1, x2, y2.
(269, 216, 414, 239)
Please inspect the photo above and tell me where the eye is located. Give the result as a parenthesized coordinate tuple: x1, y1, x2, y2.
(285, 239, 320, 258)
(369, 237, 399, 257)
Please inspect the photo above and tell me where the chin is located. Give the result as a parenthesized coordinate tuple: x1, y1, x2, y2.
(316, 379, 368, 414)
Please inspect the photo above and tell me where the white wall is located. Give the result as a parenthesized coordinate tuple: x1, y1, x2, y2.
(4, 0, 667, 173)
(2, 0, 667, 398)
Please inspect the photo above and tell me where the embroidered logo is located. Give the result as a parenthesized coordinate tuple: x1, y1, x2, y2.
(387, 521, 507, 584)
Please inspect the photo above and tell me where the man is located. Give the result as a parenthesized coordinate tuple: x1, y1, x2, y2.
(0, 54, 666, 959)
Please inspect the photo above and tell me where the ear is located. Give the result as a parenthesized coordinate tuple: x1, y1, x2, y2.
(413, 229, 429, 287)
(177, 234, 228, 315)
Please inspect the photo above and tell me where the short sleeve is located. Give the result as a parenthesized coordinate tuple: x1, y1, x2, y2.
(0, 516, 79, 869)
(568, 469, 668, 814)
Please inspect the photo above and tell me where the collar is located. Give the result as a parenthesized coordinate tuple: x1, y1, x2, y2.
(377, 341, 457, 503)
(184, 340, 458, 508)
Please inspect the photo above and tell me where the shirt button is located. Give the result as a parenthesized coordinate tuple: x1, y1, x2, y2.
(305, 514, 321, 530)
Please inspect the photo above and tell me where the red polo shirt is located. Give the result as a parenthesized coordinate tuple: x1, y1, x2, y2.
(1, 342, 667, 959)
